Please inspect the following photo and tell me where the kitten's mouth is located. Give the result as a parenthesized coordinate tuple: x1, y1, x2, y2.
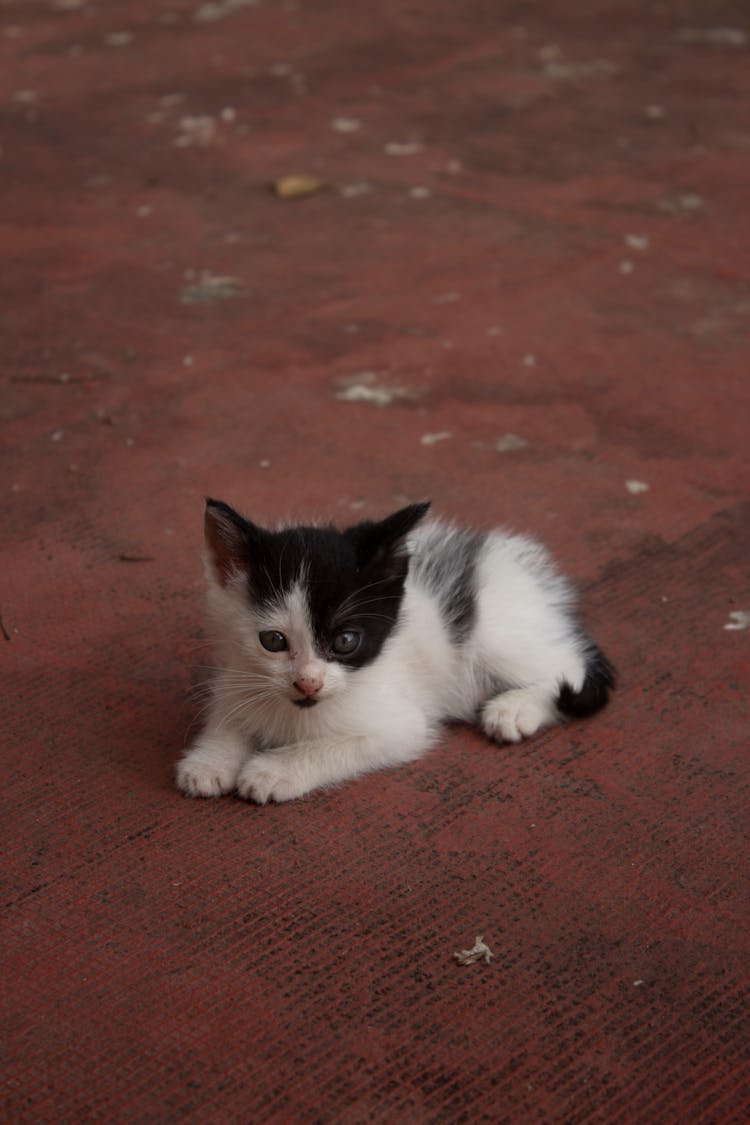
(292, 697, 319, 708)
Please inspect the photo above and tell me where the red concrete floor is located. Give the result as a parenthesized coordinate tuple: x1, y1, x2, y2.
(2, 0, 749, 1121)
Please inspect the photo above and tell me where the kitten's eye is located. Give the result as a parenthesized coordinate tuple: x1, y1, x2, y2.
(331, 630, 361, 656)
(259, 630, 288, 653)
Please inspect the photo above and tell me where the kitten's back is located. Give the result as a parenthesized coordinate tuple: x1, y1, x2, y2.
(408, 522, 484, 642)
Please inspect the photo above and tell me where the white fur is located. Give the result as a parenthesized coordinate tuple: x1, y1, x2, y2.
(176, 520, 590, 803)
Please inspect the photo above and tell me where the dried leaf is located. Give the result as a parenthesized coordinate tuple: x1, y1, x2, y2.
(273, 175, 328, 199)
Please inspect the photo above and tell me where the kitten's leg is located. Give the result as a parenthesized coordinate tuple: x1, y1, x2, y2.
(481, 685, 563, 743)
(236, 721, 433, 804)
(176, 722, 250, 797)
(480, 648, 587, 745)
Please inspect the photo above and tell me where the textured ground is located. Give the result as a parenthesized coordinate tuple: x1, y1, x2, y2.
(2, 1, 749, 1121)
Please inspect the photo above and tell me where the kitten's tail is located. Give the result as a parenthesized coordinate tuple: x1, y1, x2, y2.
(557, 644, 615, 719)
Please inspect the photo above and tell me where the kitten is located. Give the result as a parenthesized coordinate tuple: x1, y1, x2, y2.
(176, 500, 614, 804)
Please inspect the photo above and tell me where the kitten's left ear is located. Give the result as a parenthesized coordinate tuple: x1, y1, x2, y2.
(347, 502, 430, 568)
(204, 498, 253, 586)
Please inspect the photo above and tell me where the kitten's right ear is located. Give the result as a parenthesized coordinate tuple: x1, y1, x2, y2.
(204, 498, 252, 586)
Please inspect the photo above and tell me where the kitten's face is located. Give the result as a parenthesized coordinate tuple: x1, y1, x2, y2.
(204, 500, 430, 709)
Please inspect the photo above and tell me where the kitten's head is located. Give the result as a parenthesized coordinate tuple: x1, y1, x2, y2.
(203, 499, 430, 709)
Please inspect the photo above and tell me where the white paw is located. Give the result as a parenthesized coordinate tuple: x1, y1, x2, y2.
(236, 756, 306, 805)
(482, 689, 555, 744)
(176, 740, 243, 798)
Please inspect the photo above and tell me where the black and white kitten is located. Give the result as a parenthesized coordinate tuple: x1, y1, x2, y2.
(176, 500, 614, 804)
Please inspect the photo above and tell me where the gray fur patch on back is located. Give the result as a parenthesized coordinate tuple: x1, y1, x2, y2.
(409, 524, 483, 641)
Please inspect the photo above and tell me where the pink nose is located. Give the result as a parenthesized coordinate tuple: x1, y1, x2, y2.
(293, 676, 322, 698)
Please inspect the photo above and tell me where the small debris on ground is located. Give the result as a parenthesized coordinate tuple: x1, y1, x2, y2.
(495, 433, 528, 453)
(420, 431, 452, 446)
(724, 610, 750, 631)
(338, 181, 373, 198)
(105, 31, 134, 48)
(180, 271, 243, 303)
(625, 479, 649, 494)
(194, 0, 260, 24)
(174, 115, 218, 148)
(335, 371, 414, 407)
(657, 192, 704, 213)
(384, 140, 424, 156)
(453, 935, 494, 966)
(331, 117, 362, 134)
(272, 175, 328, 199)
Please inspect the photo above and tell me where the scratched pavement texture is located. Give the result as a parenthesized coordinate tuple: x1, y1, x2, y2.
(2, 1, 749, 1122)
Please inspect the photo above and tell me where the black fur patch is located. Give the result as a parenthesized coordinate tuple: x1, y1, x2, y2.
(410, 526, 483, 642)
(557, 644, 616, 718)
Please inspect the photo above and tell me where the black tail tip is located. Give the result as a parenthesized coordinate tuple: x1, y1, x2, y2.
(557, 647, 615, 719)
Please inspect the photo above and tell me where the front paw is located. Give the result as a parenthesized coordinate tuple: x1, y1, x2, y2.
(176, 739, 242, 798)
(482, 689, 554, 744)
(236, 756, 306, 805)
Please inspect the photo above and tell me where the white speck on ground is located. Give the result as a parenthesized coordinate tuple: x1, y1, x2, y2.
(495, 433, 528, 453)
(724, 610, 750, 631)
(331, 117, 362, 133)
(335, 372, 412, 407)
(384, 140, 424, 155)
(658, 192, 704, 213)
(619, 259, 635, 274)
(105, 31, 134, 47)
(625, 479, 649, 494)
(625, 234, 650, 251)
(645, 104, 666, 119)
(194, 0, 260, 23)
(174, 115, 217, 147)
(522, 353, 537, 366)
(180, 271, 243, 303)
(409, 186, 432, 199)
(420, 431, 452, 446)
(339, 181, 373, 198)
